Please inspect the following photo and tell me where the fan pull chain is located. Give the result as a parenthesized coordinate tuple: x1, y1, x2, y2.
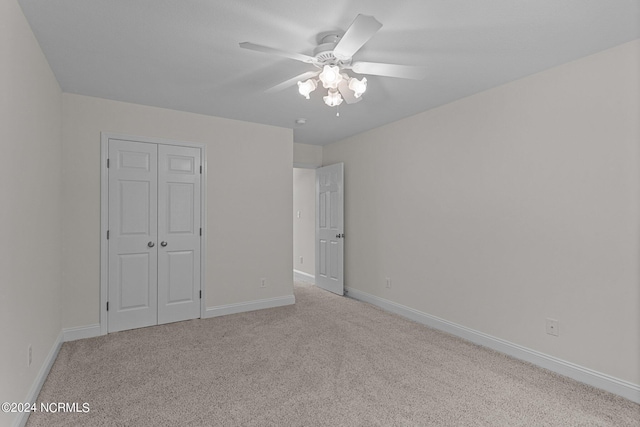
(336, 104, 340, 117)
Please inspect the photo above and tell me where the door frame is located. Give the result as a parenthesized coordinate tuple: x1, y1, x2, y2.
(100, 132, 207, 335)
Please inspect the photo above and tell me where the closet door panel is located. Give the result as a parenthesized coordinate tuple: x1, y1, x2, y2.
(107, 140, 158, 332)
(157, 145, 202, 324)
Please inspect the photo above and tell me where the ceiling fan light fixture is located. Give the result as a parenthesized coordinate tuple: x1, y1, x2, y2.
(297, 78, 317, 99)
(318, 65, 343, 89)
(323, 89, 343, 107)
(348, 76, 367, 98)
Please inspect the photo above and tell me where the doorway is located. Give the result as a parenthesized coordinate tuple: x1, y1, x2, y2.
(293, 163, 344, 295)
(293, 167, 316, 284)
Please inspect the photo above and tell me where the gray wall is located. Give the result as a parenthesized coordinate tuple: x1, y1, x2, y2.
(1, 0, 63, 424)
(323, 40, 640, 385)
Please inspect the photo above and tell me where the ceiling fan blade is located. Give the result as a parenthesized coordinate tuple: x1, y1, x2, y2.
(351, 61, 427, 80)
(337, 80, 362, 104)
(265, 71, 319, 93)
(239, 42, 317, 64)
(333, 15, 382, 60)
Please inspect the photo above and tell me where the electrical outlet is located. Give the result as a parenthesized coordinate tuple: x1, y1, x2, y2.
(386, 278, 391, 289)
(28, 345, 32, 367)
(260, 278, 266, 288)
(546, 318, 559, 336)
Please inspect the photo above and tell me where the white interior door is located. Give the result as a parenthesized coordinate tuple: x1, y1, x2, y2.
(157, 145, 201, 324)
(315, 163, 344, 295)
(108, 140, 158, 332)
(107, 138, 202, 333)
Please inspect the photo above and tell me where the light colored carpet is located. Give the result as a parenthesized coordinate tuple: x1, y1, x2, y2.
(28, 283, 639, 426)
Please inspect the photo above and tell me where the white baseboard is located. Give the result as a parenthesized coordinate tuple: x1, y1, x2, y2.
(345, 286, 640, 404)
(15, 331, 64, 427)
(204, 294, 296, 318)
(293, 269, 315, 284)
(63, 324, 101, 342)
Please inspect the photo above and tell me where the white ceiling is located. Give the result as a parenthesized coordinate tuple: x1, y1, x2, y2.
(18, 0, 640, 145)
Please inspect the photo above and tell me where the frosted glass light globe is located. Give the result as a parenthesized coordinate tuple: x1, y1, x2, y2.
(319, 65, 343, 89)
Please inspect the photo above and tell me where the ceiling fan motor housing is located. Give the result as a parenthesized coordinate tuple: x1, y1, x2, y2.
(313, 33, 351, 66)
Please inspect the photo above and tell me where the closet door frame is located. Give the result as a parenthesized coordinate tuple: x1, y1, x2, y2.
(100, 132, 207, 336)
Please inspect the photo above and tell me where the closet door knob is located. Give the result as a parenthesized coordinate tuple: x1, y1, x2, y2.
(161, 241, 168, 247)
(147, 241, 155, 248)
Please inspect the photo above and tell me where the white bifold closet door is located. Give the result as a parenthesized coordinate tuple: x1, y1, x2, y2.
(108, 139, 201, 333)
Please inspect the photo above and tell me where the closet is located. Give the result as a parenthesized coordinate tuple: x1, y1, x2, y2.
(106, 137, 202, 332)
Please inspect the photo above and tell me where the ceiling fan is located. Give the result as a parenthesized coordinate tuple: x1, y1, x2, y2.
(239, 14, 427, 109)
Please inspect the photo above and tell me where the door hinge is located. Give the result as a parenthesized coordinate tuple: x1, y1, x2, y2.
(107, 158, 110, 168)
(199, 227, 202, 236)
(199, 290, 202, 299)
(107, 230, 109, 240)
(199, 165, 202, 174)
(106, 301, 109, 311)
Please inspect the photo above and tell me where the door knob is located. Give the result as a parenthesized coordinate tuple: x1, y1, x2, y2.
(147, 241, 155, 248)
(161, 241, 168, 247)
